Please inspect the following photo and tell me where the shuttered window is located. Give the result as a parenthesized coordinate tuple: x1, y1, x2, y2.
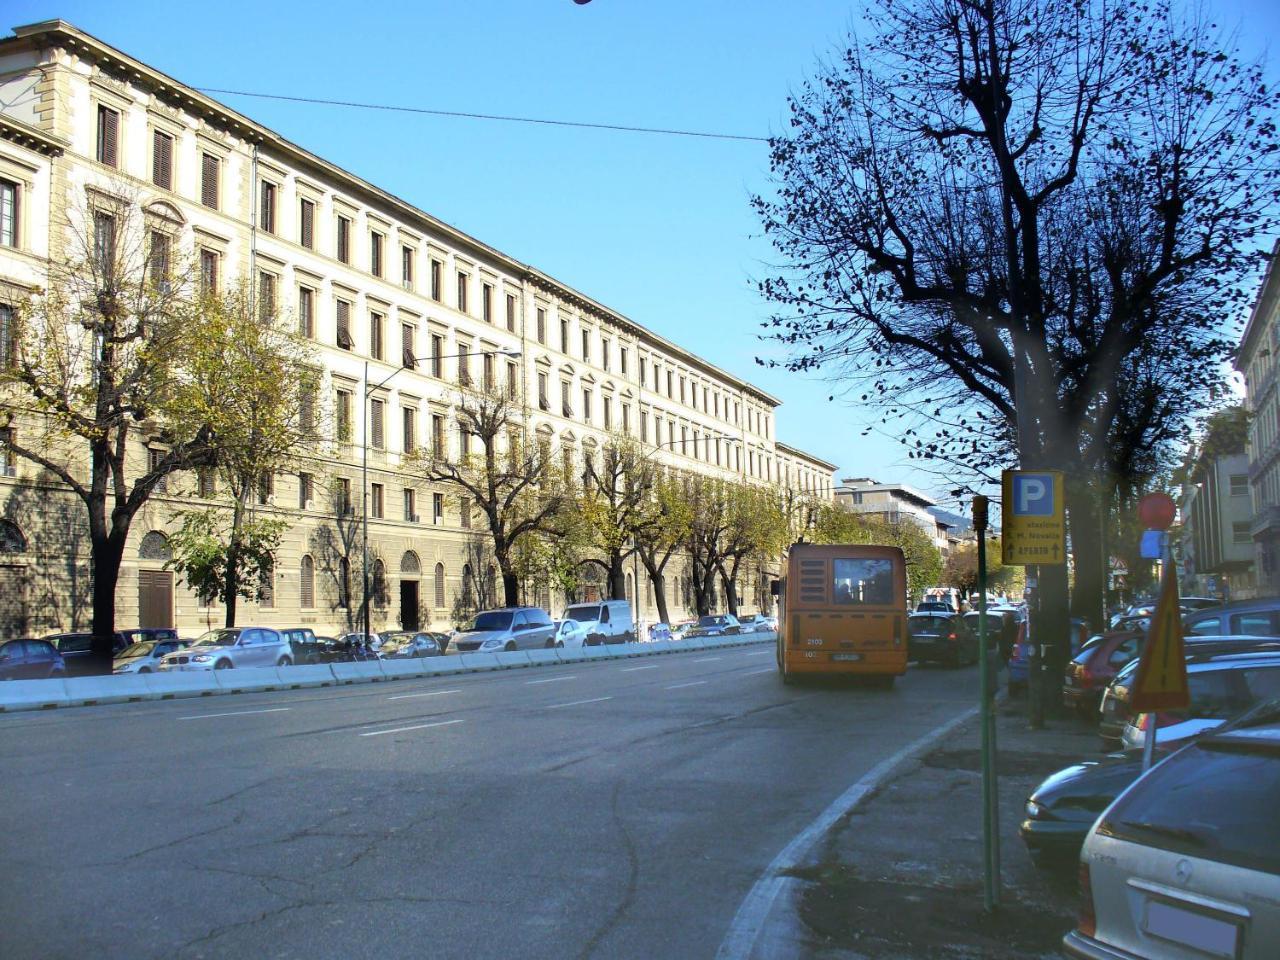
(298, 472, 313, 509)
(431, 259, 442, 301)
(96, 106, 119, 167)
(402, 407, 416, 453)
(336, 215, 351, 263)
(300, 556, 315, 608)
(370, 231, 384, 277)
(0, 305, 14, 369)
(482, 283, 493, 322)
(370, 311, 384, 360)
(457, 272, 468, 312)
(335, 389, 352, 442)
(506, 294, 516, 332)
(401, 324, 416, 369)
(299, 199, 315, 248)
(370, 399, 385, 449)
(148, 231, 170, 284)
(259, 181, 277, 233)
(536, 308, 546, 344)
(298, 287, 314, 338)
(430, 334, 443, 377)
(151, 130, 173, 189)
(336, 299, 353, 350)
(200, 153, 220, 209)
(199, 249, 219, 294)
(434, 563, 446, 608)
(299, 386, 315, 435)
(258, 272, 276, 322)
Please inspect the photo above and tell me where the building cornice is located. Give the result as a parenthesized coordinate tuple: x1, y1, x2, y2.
(774, 441, 837, 472)
(4, 18, 780, 409)
(0, 112, 67, 155)
(1239, 239, 1280, 370)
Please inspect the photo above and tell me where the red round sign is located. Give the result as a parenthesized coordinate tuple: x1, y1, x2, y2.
(1138, 492, 1177, 530)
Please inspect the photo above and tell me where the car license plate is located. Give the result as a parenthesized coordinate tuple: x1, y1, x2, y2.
(832, 653, 862, 662)
(1143, 900, 1239, 958)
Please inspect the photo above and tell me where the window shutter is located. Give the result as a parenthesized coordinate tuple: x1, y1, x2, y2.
(300, 557, 315, 608)
(97, 107, 119, 166)
(200, 153, 219, 209)
(299, 386, 315, 434)
(370, 399, 384, 448)
(152, 131, 172, 189)
(300, 199, 315, 248)
(402, 324, 415, 369)
(336, 300, 353, 349)
(403, 408, 416, 452)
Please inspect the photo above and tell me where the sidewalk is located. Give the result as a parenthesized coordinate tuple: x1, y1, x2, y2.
(787, 701, 1098, 959)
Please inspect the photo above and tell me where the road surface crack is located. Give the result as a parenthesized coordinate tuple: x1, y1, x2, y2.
(575, 780, 640, 960)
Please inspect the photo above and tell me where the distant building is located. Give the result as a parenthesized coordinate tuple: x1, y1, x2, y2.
(833, 478, 952, 556)
(1238, 240, 1280, 598)
(1179, 452, 1254, 601)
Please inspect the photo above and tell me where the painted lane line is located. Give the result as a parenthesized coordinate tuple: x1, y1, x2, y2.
(525, 675, 578, 685)
(359, 718, 466, 738)
(692, 657, 722, 663)
(666, 680, 708, 690)
(619, 665, 660, 673)
(741, 667, 776, 676)
(178, 707, 291, 721)
(386, 689, 461, 701)
(745, 651, 771, 657)
(714, 706, 978, 960)
(545, 696, 612, 710)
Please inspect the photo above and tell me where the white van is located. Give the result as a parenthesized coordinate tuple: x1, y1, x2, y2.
(556, 600, 635, 648)
(921, 587, 964, 613)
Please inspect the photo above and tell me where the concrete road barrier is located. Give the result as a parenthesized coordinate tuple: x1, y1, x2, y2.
(0, 677, 72, 711)
(457, 652, 503, 671)
(329, 661, 387, 684)
(278, 664, 339, 688)
(213, 666, 290, 693)
(378, 659, 436, 680)
(141, 671, 224, 700)
(524, 648, 561, 667)
(62, 675, 151, 706)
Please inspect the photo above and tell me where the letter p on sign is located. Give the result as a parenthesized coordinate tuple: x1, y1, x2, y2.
(1012, 473, 1055, 516)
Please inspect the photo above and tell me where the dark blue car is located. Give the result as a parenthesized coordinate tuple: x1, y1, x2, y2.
(0, 639, 67, 680)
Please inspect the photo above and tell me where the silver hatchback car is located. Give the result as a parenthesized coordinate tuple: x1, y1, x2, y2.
(451, 608, 556, 653)
(158, 627, 293, 671)
(1065, 717, 1280, 959)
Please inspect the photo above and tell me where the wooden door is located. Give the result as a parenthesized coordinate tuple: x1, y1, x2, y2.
(138, 569, 174, 628)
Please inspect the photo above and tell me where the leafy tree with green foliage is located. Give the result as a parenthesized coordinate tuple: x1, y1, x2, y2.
(167, 510, 288, 611)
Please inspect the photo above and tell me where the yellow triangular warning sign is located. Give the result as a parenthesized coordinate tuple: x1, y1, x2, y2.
(1130, 561, 1190, 712)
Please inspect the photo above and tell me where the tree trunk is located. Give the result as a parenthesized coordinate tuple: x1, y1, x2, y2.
(651, 570, 670, 627)
(88, 525, 126, 676)
(224, 496, 248, 629)
(607, 550, 627, 601)
(501, 571, 519, 607)
(1066, 477, 1105, 633)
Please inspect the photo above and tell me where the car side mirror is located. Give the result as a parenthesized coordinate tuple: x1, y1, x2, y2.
(769, 580, 781, 598)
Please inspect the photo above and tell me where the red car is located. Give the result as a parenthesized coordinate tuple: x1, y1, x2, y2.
(1062, 630, 1144, 717)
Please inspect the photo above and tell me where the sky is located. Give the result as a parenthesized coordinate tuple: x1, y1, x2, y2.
(5, 0, 1279, 514)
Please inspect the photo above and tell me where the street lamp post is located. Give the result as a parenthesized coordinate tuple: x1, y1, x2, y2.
(359, 348, 521, 639)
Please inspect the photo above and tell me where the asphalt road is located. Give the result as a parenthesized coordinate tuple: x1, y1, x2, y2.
(0, 641, 978, 960)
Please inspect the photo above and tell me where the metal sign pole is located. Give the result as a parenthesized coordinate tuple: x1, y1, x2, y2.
(974, 496, 1000, 910)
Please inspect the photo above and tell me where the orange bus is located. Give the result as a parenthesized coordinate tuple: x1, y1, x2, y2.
(773, 543, 909, 686)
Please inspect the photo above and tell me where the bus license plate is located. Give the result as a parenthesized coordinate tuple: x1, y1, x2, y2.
(832, 653, 863, 662)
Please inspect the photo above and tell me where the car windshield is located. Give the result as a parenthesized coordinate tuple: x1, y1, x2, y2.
(697, 616, 724, 627)
(461, 612, 514, 632)
(115, 642, 156, 659)
(909, 616, 950, 633)
(192, 630, 239, 647)
(562, 606, 601, 623)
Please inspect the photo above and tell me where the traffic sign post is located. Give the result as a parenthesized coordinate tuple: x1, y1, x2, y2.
(973, 496, 1000, 912)
(1130, 493, 1188, 771)
(1002, 470, 1065, 730)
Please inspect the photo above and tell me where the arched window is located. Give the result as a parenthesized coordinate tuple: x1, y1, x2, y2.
(300, 555, 315, 608)
(372, 559, 388, 607)
(338, 556, 351, 609)
(485, 564, 496, 607)
(434, 562, 445, 608)
(0, 519, 25, 554)
(138, 530, 171, 561)
(462, 563, 474, 605)
(400, 550, 421, 574)
(625, 572, 633, 603)
(259, 559, 275, 608)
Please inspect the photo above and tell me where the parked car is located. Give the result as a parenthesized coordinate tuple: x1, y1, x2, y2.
(380, 631, 447, 658)
(670, 620, 697, 640)
(0, 638, 66, 680)
(908, 612, 976, 667)
(277, 627, 325, 665)
(1065, 716, 1280, 959)
(113, 637, 191, 674)
(1120, 649, 1280, 750)
(1178, 596, 1221, 613)
(1098, 636, 1280, 748)
(452, 607, 556, 652)
(686, 614, 741, 638)
(921, 587, 963, 612)
(960, 608, 1019, 661)
(45, 628, 179, 675)
(1024, 696, 1280, 870)
(1183, 596, 1280, 638)
(1007, 618, 1090, 694)
(555, 600, 635, 647)
(335, 632, 386, 656)
(914, 601, 954, 614)
(1062, 630, 1144, 717)
(736, 614, 775, 634)
(157, 627, 294, 671)
(646, 622, 673, 642)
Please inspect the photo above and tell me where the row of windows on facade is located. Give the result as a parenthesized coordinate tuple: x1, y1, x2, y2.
(91, 104, 765, 436)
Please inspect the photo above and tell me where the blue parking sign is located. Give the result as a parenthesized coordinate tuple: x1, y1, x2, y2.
(1011, 473, 1055, 516)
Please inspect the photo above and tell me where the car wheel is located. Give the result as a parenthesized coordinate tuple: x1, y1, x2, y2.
(556, 640, 564, 648)
(138, 666, 151, 674)
(215, 659, 232, 670)
(504, 641, 516, 653)
(277, 656, 292, 667)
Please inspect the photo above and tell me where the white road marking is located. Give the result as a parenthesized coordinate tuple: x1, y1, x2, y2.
(359, 718, 466, 738)
(526, 675, 577, 685)
(386, 689, 461, 701)
(620, 665, 660, 672)
(693, 657, 722, 663)
(178, 707, 291, 721)
(741, 667, 775, 676)
(714, 707, 978, 960)
(666, 680, 708, 690)
(545, 696, 612, 710)
(745, 651, 771, 657)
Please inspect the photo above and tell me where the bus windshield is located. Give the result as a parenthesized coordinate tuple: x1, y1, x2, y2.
(832, 558, 895, 605)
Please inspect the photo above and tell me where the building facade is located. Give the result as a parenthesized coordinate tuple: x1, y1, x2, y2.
(1237, 240, 1280, 598)
(832, 477, 953, 556)
(0, 19, 834, 637)
(1179, 452, 1254, 600)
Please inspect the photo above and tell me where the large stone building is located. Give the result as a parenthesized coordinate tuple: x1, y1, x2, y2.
(832, 477, 953, 556)
(1178, 450, 1254, 601)
(1238, 240, 1280, 598)
(0, 19, 834, 637)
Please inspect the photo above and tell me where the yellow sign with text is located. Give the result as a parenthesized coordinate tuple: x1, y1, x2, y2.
(1130, 565, 1190, 712)
(1001, 470, 1065, 566)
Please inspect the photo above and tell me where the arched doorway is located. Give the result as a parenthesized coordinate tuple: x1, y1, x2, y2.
(400, 551, 421, 630)
(0, 519, 28, 636)
(137, 530, 174, 629)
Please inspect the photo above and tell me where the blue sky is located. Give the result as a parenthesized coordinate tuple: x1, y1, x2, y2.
(6, 0, 1278, 511)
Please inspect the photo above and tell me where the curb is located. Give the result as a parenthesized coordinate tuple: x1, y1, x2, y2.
(0, 631, 776, 713)
(715, 705, 980, 960)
